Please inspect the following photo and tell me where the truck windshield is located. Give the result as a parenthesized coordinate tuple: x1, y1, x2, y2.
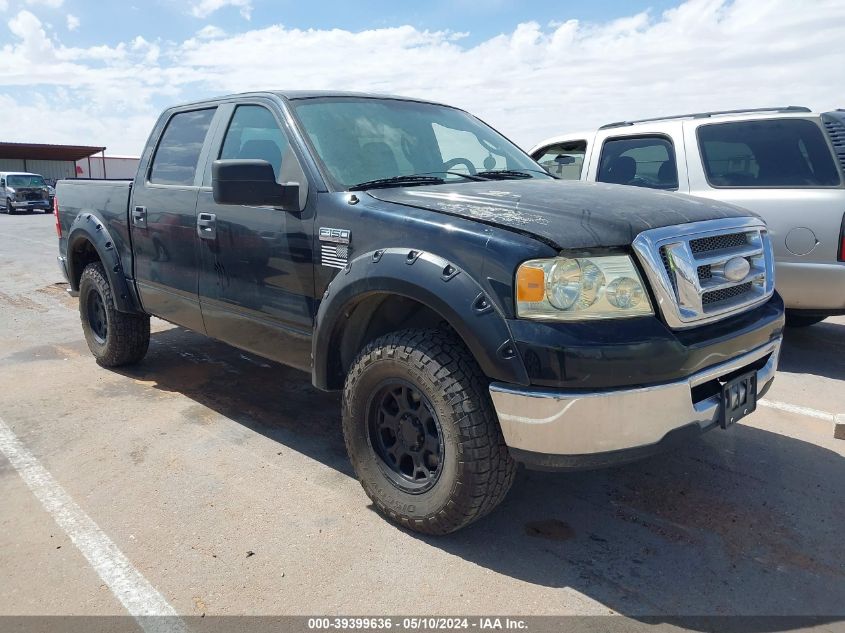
(7, 175, 46, 188)
(698, 119, 841, 188)
(290, 97, 551, 190)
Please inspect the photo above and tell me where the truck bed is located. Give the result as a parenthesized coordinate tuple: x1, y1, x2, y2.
(56, 179, 134, 283)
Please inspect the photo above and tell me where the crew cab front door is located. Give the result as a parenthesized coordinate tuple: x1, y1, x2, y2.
(131, 106, 217, 333)
(195, 102, 315, 370)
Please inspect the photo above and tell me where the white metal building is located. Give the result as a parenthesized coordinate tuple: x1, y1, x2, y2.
(0, 142, 137, 181)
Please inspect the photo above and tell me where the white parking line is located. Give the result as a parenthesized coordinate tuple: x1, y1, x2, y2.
(0, 416, 186, 633)
(759, 398, 836, 421)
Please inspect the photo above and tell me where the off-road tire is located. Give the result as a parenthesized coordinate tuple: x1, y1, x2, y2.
(785, 313, 825, 328)
(343, 328, 516, 534)
(79, 262, 150, 367)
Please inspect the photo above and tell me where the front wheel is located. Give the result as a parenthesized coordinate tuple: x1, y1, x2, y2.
(79, 262, 150, 366)
(5, 199, 13, 215)
(343, 329, 516, 535)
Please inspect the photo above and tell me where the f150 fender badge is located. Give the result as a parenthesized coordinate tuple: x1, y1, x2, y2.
(319, 227, 350, 269)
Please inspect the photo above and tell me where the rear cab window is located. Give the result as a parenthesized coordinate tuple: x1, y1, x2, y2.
(533, 141, 587, 180)
(597, 136, 678, 190)
(149, 108, 216, 186)
(697, 119, 841, 188)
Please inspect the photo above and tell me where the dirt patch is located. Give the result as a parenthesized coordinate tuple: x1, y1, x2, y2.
(524, 519, 576, 541)
(0, 342, 85, 365)
(36, 283, 77, 310)
(0, 289, 48, 313)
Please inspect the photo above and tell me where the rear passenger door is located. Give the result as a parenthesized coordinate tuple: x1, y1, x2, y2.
(131, 107, 218, 332)
(195, 102, 315, 370)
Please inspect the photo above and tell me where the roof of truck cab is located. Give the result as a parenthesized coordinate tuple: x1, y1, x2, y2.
(168, 90, 451, 109)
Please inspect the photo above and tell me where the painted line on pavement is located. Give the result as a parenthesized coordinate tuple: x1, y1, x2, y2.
(759, 398, 836, 422)
(0, 416, 186, 633)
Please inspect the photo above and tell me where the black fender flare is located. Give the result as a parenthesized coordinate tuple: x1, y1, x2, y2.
(66, 212, 141, 314)
(312, 247, 530, 390)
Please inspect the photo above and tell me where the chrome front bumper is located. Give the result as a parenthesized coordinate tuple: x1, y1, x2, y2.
(489, 338, 781, 458)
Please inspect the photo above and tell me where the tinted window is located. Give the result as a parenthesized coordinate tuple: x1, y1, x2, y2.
(698, 119, 840, 187)
(220, 105, 292, 181)
(598, 136, 678, 190)
(533, 141, 586, 180)
(291, 98, 549, 189)
(149, 109, 215, 185)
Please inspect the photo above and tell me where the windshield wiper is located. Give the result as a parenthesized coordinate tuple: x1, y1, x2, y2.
(476, 168, 558, 180)
(418, 171, 488, 182)
(348, 175, 444, 191)
(474, 169, 536, 180)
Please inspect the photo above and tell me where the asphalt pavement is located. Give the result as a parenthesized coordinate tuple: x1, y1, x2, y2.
(0, 211, 843, 629)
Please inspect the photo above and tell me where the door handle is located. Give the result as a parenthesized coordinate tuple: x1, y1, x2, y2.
(197, 212, 217, 240)
(132, 206, 147, 228)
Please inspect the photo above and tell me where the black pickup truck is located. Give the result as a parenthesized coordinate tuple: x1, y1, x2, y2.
(56, 91, 784, 534)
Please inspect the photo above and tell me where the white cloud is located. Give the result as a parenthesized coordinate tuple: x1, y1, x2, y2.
(66, 13, 80, 31)
(190, 0, 252, 20)
(195, 25, 226, 40)
(1, 0, 844, 156)
(26, 0, 64, 7)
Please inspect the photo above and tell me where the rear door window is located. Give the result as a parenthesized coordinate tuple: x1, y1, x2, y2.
(532, 141, 586, 180)
(149, 108, 216, 186)
(597, 136, 678, 190)
(698, 119, 841, 187)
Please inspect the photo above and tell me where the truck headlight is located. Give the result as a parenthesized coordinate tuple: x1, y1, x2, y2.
(7, 188, 15, 201)
(516, 255, 653, 321)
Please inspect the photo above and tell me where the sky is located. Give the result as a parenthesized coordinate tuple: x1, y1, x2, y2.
(0, 0, 843, 156)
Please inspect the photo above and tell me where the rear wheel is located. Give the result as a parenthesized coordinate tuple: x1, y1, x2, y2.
(785, 313, 826, 328)
(343, 329, 516, 534)
(79, 262, 150, 366)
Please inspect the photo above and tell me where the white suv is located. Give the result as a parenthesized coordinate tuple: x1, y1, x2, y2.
(531, 107, 845, 327)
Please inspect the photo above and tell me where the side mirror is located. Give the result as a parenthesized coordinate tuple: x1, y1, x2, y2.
(212, 159, 301, 211)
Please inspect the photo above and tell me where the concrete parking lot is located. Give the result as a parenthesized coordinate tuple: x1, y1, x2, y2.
(1, 212, 843, 626)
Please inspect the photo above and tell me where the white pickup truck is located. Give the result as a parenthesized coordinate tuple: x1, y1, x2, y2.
(531, 107, 845, 327)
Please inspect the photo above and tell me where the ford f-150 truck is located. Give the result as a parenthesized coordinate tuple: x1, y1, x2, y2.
(56, 91, 784, 534)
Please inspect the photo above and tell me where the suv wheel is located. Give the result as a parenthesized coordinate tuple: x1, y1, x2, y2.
(6, 199, 14, 215)
(79, 262, 150, 366)
(343, 329, 516, 534)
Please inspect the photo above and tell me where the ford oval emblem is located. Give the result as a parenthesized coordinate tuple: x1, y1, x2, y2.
(723, 257, 751, 282)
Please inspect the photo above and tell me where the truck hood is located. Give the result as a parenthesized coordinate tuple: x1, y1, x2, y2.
(367, 180, 751, 250)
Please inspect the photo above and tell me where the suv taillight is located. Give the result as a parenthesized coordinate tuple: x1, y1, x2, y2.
(839, 215, 845, 262)
(53, 196, 62, 238)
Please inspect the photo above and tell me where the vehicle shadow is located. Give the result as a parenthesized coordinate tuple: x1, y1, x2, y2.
(778, 319, 845, 381)
(111, 324, 352, 477)
(409, 425, 845, 625)
(113, 325, 844, 627)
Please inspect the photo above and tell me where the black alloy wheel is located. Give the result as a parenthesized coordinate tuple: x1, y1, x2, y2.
(367, 380, 444, 494)
(86, 287, 109, 344)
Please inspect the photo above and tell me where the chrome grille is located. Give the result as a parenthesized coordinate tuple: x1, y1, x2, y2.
(632, 218, 775, 329)
(702, 282, 753, 306)
(689, 232, 748, 253)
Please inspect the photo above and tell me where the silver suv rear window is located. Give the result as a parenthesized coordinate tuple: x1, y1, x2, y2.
(698, 119, 840, 188)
